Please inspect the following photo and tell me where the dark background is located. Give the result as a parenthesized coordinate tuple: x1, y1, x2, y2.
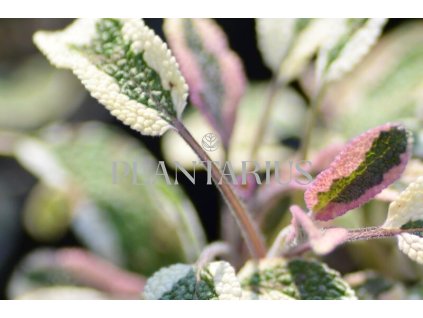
(0, 18, 405, 298)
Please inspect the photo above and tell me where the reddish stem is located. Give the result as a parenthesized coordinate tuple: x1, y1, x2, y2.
(172, 118, 266, 259)
(282, 226, 423, 258)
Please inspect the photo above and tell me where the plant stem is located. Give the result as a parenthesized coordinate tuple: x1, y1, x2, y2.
(299, 85, 327, 161)
(281, 226, 423, 258)
(347, 226, 423, 241)
(249, 78, 282, 161)
(172, 118, 267, 259)
(196, 241, 231, 269)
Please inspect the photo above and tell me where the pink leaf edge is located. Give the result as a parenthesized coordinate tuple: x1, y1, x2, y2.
(305, 123, 412, 221)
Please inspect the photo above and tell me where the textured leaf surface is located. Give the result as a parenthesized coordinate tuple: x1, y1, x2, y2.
(384, 177, 423, 264)
(239, 258, 356, 300)
(305, 123, 411, 221)
(34, 19, 188, 136)
(14, 122, 206, 275)
(164, 18, 246, 149)
(317, 19, 386, 84)
(143, 261, 241, 300)
(376, 159, 423, 202)
(198, 261, 242, 300)
(143, 264, 195, 299)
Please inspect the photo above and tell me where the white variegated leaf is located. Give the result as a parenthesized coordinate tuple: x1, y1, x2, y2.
(239, 258, 356, 300)
(143, 263, 194, 300)
(398, 234, 423, 264)
(143, 261, 241, 300)
(256, 19, 343, 83)
(384, 176, 423, 264)
(317, 19, 387, 85)
(279, 19, 345, 82)
(199, 261, 242, 300)
(34, 19, 188, 136)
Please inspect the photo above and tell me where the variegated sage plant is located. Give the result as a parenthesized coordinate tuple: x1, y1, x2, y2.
(31, 18, 423, 300)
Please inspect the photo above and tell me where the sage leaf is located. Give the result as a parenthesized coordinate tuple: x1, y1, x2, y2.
(305, 123, 412, 221)
(143, 261, 241, 300)
(320, 21, 423, 137)
(14, 122, 206, 275)
(257, 19, 345, 82)
(164, 18, 246, 149)
(383, 177, 423, 264)
(344, 271, 406, 300)
(317, 19, 387, 85)
(34, 18, 188, 136)
(239, 258, 356, 300)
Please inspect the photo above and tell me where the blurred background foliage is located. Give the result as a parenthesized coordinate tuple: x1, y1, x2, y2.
(1, 18, 423, 300)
